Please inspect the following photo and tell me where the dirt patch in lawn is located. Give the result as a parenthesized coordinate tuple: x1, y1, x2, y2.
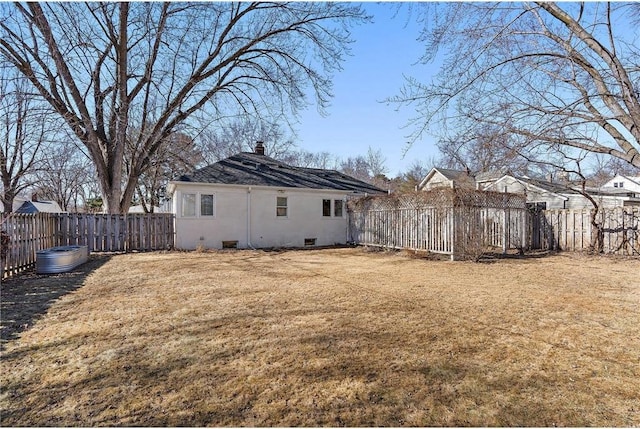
(1, 248, 638, 426)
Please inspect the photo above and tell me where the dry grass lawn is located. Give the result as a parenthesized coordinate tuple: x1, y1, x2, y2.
(1, 248, 639, 426)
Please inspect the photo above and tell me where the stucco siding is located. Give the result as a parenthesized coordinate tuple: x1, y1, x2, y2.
(172, 184, 349, 250)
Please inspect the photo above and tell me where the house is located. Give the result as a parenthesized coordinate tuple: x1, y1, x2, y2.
(417, 167, 640, 209)
(416, 167, 475, 191)
(14, 199, 64, 214)
(128, 204, 164, 214)
(483, 174, 640, 209)
(167, 142, 386, 250)
(601, 174, 640, 193)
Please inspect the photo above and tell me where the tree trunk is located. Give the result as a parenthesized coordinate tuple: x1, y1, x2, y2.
(94, 159, 123, 214)
(590, 207, 604, 254)
(1, 189, 15, 214)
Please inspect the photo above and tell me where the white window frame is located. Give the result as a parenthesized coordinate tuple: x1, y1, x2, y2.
(322, 198, 345, 218)
(181, 193, 197, 217)
(181, 191, 216, 218)
(276, 196, 288, 218)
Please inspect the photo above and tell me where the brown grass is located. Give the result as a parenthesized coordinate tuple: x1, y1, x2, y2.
(1, 248, 639, 426)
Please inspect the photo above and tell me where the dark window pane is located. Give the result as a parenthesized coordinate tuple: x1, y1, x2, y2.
(323, 199, 331, 217)
(201, 194, 214, 216)
(334, 200, 343, 217)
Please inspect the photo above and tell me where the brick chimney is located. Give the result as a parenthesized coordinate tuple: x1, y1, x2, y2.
(254, 141, 265, 155)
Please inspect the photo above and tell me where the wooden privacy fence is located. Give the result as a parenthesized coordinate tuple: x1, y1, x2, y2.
(1, 212, 174, 279)
(348, 190, 528, 260)
(531, 207, 640, 255)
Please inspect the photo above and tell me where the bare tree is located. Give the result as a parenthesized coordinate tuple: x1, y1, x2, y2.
(340, 147, 389, 188)
(0, 69, 54, 213)
(33, 139, 95, 212)
(340, 155, 373, 184)
(393, 2, 640, 170)
(1, 2, 368, 213)
(589, 155, 640, 187)
(395, 160, 433, 193)
(129, 131, 202, 213)
(437, 125, 529, 176)
(198, 117, 297, 165)
(285, 150, 339, 170)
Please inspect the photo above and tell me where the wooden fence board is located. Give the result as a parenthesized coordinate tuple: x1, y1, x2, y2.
(1, 213, 174, 279)
(348, 200, 528, 259)
(529, 207, 639, 255)
(349, 196, 639, 259)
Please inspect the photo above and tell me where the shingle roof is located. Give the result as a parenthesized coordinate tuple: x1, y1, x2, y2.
(475, 170, 507, 182)
(435, 168, 469, 181)
(514, 176, 636, 197)
(178, 152, 386, 195)
(15, 200, 63, 213)
(514, 176, 583, 195)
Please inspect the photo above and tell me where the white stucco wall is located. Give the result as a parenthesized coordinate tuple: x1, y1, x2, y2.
(171, 183, 352, 250)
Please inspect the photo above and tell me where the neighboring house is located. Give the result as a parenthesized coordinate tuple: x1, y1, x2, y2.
(601, 174, 640, 193)
(483, 175, 577, 209)
(14, 199, 64, 214)
(128, 204, 164, 214)
(417, 167, 640, 209)
(168, 142, 386, 250)
(483, 174, 640, 209)
(416, 167, 475, 191)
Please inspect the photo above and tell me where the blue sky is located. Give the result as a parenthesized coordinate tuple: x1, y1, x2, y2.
(296, 3, 440, 177)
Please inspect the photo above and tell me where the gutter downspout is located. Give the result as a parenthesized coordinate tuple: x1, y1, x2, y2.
(247, 187, 255, 249)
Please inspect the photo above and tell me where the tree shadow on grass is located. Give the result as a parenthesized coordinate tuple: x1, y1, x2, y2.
(0, 254, 112, 350)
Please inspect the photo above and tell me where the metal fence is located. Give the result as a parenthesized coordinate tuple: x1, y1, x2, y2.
(1, 213, 174, 279)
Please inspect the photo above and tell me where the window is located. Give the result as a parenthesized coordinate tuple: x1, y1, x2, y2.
(619, 182, 625, 188)
(334, 199, 343, 217)
(222, 240, 238, 249)
(322, 199, 331, 217)
(181, 192, 215, 217)
(200, 194, 214, 216)
(526, 202, 547, 212)
(276, 196, 288, 217)
(182, 193, 196, 217)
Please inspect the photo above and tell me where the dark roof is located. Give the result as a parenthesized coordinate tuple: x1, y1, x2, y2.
(178, 152, 386, 195)
(513, 176, 582, 195)
(15, 200, 63, 214)
(514, 176, 636, 197)
(435, 168, 470, 181)
(475, 170, 508, 182)
(430, 167, 507, 183)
